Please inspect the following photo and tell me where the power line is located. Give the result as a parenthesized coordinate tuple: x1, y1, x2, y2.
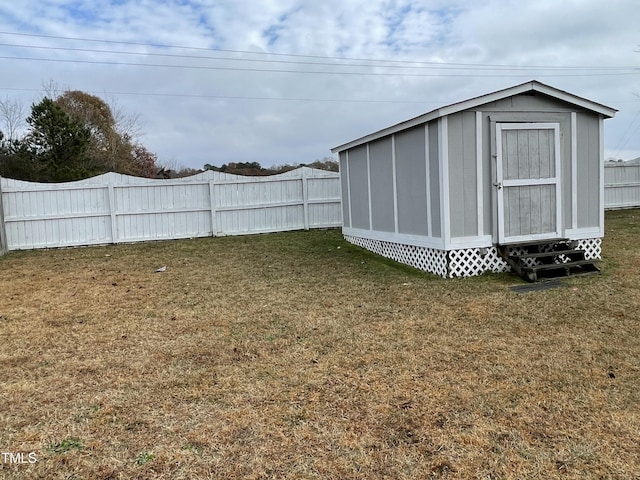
(0, 86, 445, 104)
(0, 30, 636, 71)
(2, 86, 638, 106)
(1, 42, 634, 72)
(612, 108, 640, 159)
(1, 55, 638, 78)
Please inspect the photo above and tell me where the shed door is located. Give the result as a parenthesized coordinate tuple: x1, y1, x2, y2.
(496, 123, 562, 244)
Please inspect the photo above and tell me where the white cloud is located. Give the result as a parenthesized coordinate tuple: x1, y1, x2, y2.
(0, 0, 639, 169)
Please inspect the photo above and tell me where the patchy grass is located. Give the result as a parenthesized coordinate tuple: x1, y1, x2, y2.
(0, 210, 639, 479)
(47, 438, 83, 455)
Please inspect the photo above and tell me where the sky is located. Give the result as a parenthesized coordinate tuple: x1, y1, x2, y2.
(0, 0, 639, 170)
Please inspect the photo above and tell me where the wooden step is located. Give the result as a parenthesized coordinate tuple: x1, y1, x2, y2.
(515, 249, 584, 260)
(499, 238, 570, 247)
(522, 260, 599, 282)
(527, 259, 597, 272)
(498, 241, 599, 282)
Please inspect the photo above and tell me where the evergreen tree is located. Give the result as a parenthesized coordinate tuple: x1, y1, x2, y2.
(26, 97, 93, 181)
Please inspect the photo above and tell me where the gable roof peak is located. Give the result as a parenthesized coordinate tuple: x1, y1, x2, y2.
(332, 80, 617, 153)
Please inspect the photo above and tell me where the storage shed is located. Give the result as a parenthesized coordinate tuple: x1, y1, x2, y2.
(331, 81, 617, 279)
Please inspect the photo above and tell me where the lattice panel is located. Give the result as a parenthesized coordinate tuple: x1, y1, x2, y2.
(344, 235, 384, 256)
(343, 235, 447, 277)
(577, 238, 601, 260)
(382, 242, 448, 277)
(449, 248, 483, 278)
(448, 247, 510, 278)
(483, 247, 511, 273)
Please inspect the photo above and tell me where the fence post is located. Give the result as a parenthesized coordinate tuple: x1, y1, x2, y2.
(0, 177, 8, 254)
(301, 168, 309, 230)
(209, 178, 217, 236)
(107, 174, 118, 244)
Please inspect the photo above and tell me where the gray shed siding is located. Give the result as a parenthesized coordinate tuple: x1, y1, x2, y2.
(428, 123, 441, 238)
(346, 146, 369, 230)
(395, 126, 428, 236)
(447, 111, 479, 238)
(339, 152, 350, 228)
(576, 112, 600, 229)
(340, 123, 442, 241)
(369, 138, 395, 232)
(480, 114, 493, 237)
(481, 93, 577, 114)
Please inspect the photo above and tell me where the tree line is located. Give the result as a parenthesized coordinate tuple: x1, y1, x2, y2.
(0, 89, 339, 182)
(0, 91, 159, 182)
(203, 158, 338, 176)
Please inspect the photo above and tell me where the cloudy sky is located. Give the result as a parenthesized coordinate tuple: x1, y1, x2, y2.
(0, 0, 639, 170)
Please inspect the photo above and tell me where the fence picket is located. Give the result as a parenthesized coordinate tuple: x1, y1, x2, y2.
(302, 168, 309, 230)
(107, 179, 118, 243)
(0, 179, 7, 254)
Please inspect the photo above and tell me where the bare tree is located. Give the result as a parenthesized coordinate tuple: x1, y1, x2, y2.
(0, 96, 26, 143)
(109, 99, 143, 143)
(41, 79, 69, 100)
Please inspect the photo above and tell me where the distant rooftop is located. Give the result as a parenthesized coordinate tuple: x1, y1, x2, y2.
(607, 157, 640, 164)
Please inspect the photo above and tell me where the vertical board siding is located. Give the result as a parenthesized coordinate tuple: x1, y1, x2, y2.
(503, 129, 555, 180)
(339, 152, 350, 228)
(447, 111, 479, 238)
(575, 113, 601, 226)
(0, 167, 341, 250)
(605, 163, 640, 209)
(428, 123, 441, 238)
(347, 146, 371, 230)
(395, 126, 428, 236)
(504, 185, 556, 237)
(368, 138, 395, 233)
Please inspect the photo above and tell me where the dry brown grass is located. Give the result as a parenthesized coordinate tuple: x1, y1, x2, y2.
(1, 210, 639, 479)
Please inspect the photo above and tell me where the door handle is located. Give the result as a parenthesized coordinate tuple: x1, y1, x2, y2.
(493, 182, 503, 189)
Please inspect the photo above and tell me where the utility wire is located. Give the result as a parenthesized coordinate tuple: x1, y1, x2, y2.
(0, 30, 636, 71)
(2, 85, 638, 105)
(0, 41, 635, 73)
(1, 55, 637, 77)
(611, 108, 640, 159)
(0, 86, 446, 104)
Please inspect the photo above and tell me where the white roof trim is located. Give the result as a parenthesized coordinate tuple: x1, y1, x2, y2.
(331, 80, 617, 153)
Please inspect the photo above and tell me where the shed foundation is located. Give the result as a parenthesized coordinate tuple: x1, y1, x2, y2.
(344, 234, 601, 278)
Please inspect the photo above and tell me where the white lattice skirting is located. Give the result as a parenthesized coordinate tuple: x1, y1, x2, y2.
(344, 235, 602, 279)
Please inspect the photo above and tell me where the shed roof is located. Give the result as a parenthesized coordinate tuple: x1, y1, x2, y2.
(331, 80, 618, 153)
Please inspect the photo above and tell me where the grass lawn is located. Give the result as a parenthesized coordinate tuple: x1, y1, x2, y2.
(1, 209, 639, 479)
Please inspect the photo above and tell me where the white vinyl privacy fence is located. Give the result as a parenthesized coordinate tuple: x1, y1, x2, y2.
(0, 167, 341, 251)
(604, 163, 640, 210)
